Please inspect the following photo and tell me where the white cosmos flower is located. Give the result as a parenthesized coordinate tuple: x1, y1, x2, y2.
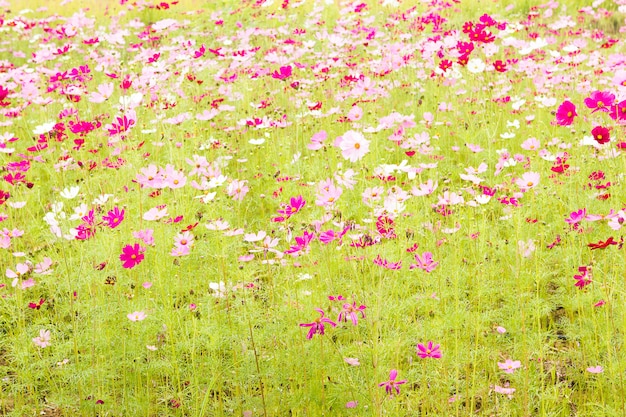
(60, 186, 80, 199)
(466, 58, 485, 74)
(33, 122, 56, 135)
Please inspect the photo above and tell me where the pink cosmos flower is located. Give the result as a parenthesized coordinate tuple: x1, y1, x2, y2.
(315, 179, 343, 207)
(574, 265, 592, 289)
(307, 130, 327, 150)
(337, 130, 370, 162)
(498, 359, 522, 373)
(102, 206, 125, 229)
(347, 105, 363, 121)
(271, 65, 292, 80)
(565, 209, 586, 225)
(171, 245, 190, 257)
(609, 100, 626, 122)
(494, 384, 516, 397)
(516, 171, 540, 191)
(410, 252, 439, 273)
(127, 311, 147, 321)
(416, 341, 442, 358)
(584, 90, 615, 113)
(273, 195, 306, 222)
(554, 100, 577, 126)
(338, 301, 366, 326)
(411, 180, 437, 197)
(226, 179, 249, 201)
(299, 308, 337, 339)
(587, 365, 604, 374)
(378, 369, 407, 396)
(32, 329, 51, 348)
(174, 231, 194, 248)
(132, 229, 155, 246)
(120, 244, 145, 269)
(521, 137, 540, 151)
(344, 357, 360, 366)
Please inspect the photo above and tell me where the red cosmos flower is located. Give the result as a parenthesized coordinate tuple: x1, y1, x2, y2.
(591, 126, 610, 144)
(120, 244, 145, 269)
(588, 236, 619, 250)
(555, 100, 577, 126)
(28, 298, 46, 310)
(584, 90, 615, 113)
(493, 60, 507, 72)
(439, 59, 453, 72)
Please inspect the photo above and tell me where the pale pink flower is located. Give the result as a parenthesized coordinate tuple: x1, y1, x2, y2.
(133, 229, 155, 246)
(244, 231, 267, 242)
(521, 137, 540, 151)
(127, 311, 147, 322)
(315, 179, 343, 207)
(307, 130, 327, 150)
(411, 179, 437, 196)
(516, 171, 540, 191)
(32, 329, 51, 348)
(143, 206, 168, 221)
(338, 130, 370, 162)
(587, 365, 604, 374)
(347, 105, 363, 121)
(518, 239, 536, 258)
(607, 210, 626, 230)
(226, 179, 249, 201)
(493, 384, 516, 397)
(88, 82, 114, 103)
(344, 357, 360, 366)
(498, 359, 521, 374)
(171, 245, 190, 257)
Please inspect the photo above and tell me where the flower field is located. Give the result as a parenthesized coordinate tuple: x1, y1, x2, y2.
(1, 0, 626, 415)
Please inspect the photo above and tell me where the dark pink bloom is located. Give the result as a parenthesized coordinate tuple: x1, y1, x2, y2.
(565, 209, 586, 225)
(591, 126, 610, 144)
(120, 244, 145, 269)
(417, 341, 442, 359)
(378, 369, 407, 396)
(273, 195, 305, 222)
(555, 101, 577, 126)
(284, 231, 315, 255)
(573, 265, 592, 289)
(102, 207, 125, 229)
(609, 100, 626, 121)
(271, 65, 292, 80)
(584, 90, 615, 113)
(299, 308, 336, 339)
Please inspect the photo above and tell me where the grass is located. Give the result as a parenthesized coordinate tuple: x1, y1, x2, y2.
(0, 0, 626, 416)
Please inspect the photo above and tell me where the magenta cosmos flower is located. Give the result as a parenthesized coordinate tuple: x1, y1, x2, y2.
(555, 100, 577, 126)
(584, 90, 615, 113)
(120, 243, 145, 269)
(299, 308, 337, 339)
(417, 341, 442, 358)
(102, 206, 125, 228)
(378, 369, 407, 396)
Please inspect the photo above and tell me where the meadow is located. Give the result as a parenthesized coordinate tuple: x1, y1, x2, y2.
(0, 0, 626, 415)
